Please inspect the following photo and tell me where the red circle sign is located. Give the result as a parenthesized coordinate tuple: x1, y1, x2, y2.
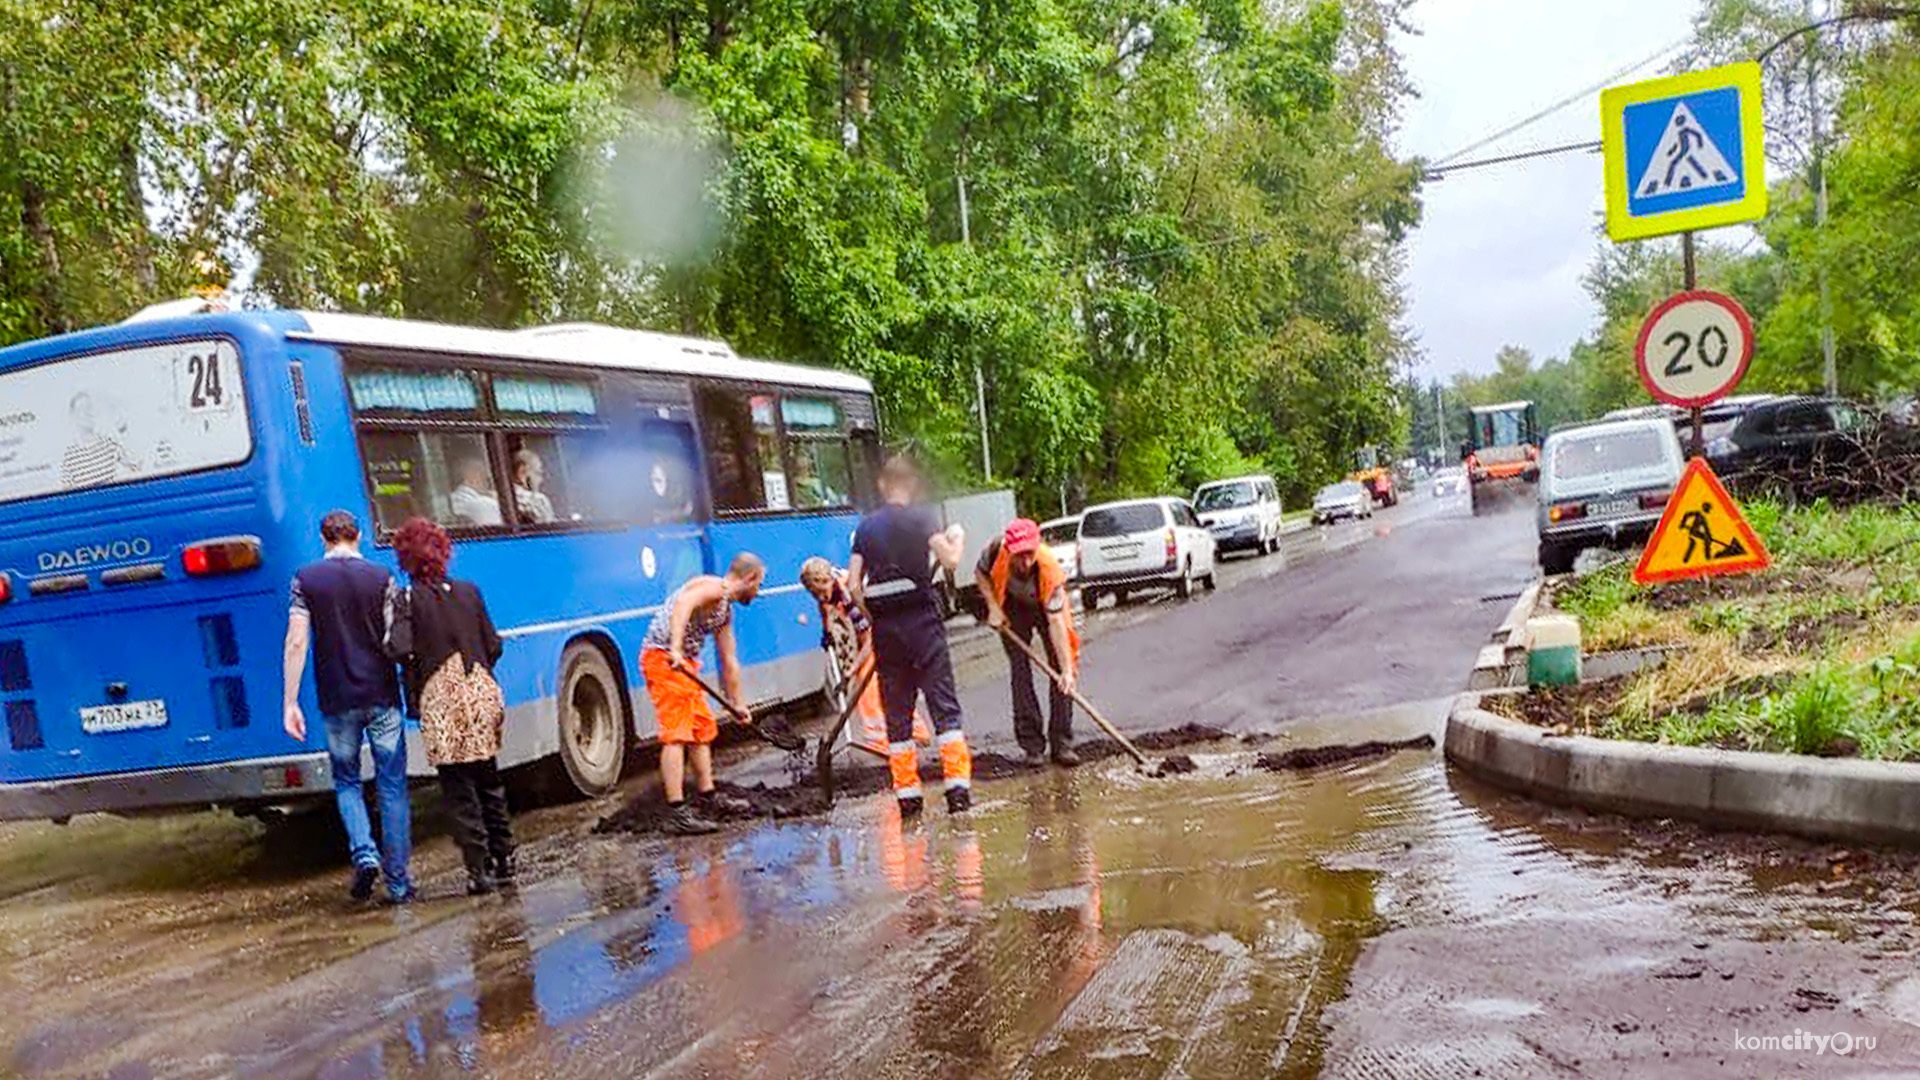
(1633, 290, 1754, 408)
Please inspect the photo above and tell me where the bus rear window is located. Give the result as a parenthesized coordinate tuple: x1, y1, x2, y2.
(0, 339, 250, 505)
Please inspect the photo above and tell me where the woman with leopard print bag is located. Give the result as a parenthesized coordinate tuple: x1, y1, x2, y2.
(387, 517, 516, 896)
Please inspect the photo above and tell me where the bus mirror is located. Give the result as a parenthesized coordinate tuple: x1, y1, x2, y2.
(182, 537, 264, 577)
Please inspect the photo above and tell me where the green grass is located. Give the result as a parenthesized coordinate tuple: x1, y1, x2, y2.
(1551, 499, 1920, 761)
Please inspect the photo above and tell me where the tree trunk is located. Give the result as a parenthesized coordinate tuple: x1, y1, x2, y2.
(20, 179, 68, 335)
(119, 138, 157, 297)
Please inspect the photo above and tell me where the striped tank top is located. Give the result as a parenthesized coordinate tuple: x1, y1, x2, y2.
(643, 580, 732, 654)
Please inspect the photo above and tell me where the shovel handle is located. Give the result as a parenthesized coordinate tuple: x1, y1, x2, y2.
(818, 646, 878, 802)
(996, 626, 1149, 767)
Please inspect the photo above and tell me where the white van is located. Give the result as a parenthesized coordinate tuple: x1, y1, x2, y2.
(1193, 475, 1284, 555)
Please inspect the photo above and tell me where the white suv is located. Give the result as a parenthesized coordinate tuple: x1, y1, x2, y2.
(1076, 497, 1217, 609)
(1194, 475, 1284, 555)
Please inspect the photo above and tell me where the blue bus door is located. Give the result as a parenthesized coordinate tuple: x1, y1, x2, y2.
(630, 417, 706, 740)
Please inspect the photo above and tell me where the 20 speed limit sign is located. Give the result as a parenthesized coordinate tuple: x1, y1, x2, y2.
(1634, 290, 1754, 407)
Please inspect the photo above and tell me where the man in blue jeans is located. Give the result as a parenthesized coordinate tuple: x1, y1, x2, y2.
(282, 510, 413, 903)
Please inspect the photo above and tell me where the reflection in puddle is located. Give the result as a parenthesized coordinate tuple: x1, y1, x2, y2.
(10, 718, 1920, 1080)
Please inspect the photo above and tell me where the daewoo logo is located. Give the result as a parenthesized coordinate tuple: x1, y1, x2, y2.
(38, 537, 155, 571)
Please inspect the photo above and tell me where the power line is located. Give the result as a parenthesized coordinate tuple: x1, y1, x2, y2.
(1431, 36, 1689, 167)
(1424, 140, 1602, 180)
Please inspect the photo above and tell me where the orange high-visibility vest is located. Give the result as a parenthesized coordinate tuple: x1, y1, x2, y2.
(987, 543, 1080, 663)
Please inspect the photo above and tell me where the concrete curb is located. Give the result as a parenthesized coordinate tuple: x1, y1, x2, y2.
(1467, 582, 1542, 691)
(1446, 694, 1920, 847)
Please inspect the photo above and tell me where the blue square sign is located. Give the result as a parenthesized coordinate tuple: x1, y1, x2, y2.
(1602, 62, 1767, 241)
(1623, 86, 1745, 216)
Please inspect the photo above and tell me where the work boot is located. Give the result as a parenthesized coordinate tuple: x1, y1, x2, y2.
(1051, 745, 1082, 768)
(349, 864, 379, 902)
(697, 788, 754, 818)
(897, 794, 925, 819)
(467, 874, 498, 897)
(1023, 747, 1048, 768)
(661, 802, 721, 836)
(491, 853, 518, 885)
(945, 787, 972, 815)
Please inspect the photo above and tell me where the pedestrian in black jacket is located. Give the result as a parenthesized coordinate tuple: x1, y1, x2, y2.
(387, 517, 516, 895)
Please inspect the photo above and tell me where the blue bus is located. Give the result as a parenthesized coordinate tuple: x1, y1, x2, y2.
(0, 303, 879, 820)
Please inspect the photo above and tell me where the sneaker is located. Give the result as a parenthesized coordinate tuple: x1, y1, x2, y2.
(467, 876, 498, 897)
(698, 789, 755, 817)
(661, 802, 721, 836)
(1051, 745, 1082, 768)
(897, 794, 925, 819)
(491, 854, 518, 884)
(349, 864, 379, 902)
(381, 886, 418, 906)
(1023, 748, 1048, 768)
(945, 787, 972, 814)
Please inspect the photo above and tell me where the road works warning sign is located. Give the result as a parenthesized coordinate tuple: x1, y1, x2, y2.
(1602, 62, 1767, 242)
(1634, 458, 1770, 585)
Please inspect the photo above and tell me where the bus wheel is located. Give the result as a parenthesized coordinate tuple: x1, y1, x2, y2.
(558, 642, 627, 797)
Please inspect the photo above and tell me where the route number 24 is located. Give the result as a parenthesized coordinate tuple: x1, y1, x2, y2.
(1662, 326, 1731, 377)
(186, 352, 225, 408)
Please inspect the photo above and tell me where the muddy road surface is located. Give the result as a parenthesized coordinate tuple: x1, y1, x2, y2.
(6, 491, 1920, 1078)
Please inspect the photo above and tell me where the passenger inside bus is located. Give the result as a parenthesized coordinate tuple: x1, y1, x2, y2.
(450, 457, 503, 526)
(511, 449, 557, 525)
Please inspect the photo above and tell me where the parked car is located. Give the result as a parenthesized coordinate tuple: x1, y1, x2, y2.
(1039, 515, 1082, 581)
(1431, 468, 1466, 498)
(1076, 497, 1217, 609)
(1312, 481, 1373, 524)
(1536, 417, 1686, 575)
(1193, 474, 1284, 556)
(1706, 395, 1872, 476)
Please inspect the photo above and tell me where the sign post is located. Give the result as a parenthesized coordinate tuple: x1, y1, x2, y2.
(1604, 61, 1771, 584)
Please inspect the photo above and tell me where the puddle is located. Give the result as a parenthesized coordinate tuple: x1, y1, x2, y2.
(5, 706, 1920, 1079)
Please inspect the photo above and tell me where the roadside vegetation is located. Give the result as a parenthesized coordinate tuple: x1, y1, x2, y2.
(1510, 500, 1920, 761)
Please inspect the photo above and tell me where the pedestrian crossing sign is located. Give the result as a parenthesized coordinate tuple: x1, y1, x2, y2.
(1603, 62, 1768, 242)
(1634, 457, 1770, 585)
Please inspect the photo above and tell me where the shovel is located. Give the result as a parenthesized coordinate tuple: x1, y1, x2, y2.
(673, 661, 809, 752)
(816, 646, 880, 804)
(995, 625, 1150, 768)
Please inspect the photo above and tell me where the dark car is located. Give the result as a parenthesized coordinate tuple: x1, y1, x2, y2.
(1705, 396, 1873, 476)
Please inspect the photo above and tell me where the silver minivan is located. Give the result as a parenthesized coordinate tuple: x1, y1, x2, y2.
(1536, 418, 1686, 574)
(1193, 475, 1283, 555)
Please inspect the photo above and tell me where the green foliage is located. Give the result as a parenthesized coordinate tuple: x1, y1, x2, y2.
(0, 0, 1419, 512)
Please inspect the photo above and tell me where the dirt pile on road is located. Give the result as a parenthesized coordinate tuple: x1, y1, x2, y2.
(594, 723, 1233, 836)
(1254, 734, 1435, 772)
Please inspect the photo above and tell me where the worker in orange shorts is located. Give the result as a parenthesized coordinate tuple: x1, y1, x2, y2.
(640, 552, 765, 835)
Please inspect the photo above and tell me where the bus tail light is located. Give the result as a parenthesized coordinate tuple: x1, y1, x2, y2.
(0, 572, 10, 605)
(183, 537, 264, 577)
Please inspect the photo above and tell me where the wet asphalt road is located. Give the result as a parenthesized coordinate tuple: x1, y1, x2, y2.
(6, 489, 1920, 1078)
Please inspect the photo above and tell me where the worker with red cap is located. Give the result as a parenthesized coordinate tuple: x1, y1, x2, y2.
(977, 517, 1081, 767)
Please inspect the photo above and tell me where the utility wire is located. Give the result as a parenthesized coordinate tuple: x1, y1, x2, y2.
(1425, 139, 1602, 180)
(1430, 36, 1690, 167)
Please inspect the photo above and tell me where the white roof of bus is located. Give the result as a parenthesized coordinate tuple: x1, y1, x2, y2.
(288, 312, 873, 394)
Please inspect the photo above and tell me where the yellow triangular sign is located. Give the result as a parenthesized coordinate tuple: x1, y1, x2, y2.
(1634, 457, 1770, 585)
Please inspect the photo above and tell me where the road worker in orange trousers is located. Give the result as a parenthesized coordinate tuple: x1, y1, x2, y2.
(800, 557, 929, 754)
(846, 456, 971, 816)
(977, 518, 1082, 767)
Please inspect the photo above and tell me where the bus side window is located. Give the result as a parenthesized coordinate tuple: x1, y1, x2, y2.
(695, 386, 768, 512)
(360, 430, 503, 532)
(782, 396, 854, 510)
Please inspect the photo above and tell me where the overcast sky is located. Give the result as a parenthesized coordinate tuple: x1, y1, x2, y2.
(1397, 0, 1701, 381)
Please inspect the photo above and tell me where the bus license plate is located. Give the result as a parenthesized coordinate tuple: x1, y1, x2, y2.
(81, 699, 169, 735)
